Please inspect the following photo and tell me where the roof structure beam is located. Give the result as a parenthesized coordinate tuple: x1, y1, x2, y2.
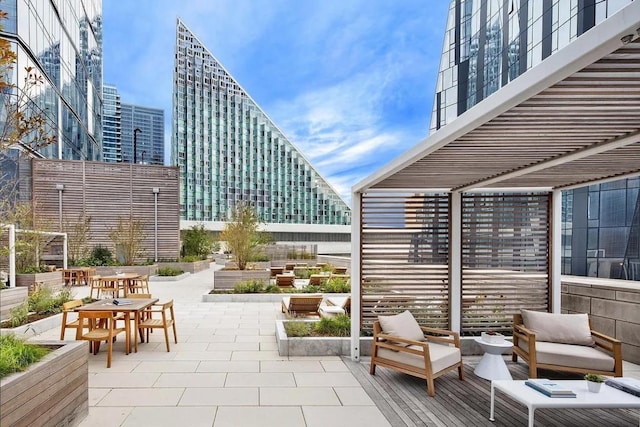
(454, 131, 640, 192)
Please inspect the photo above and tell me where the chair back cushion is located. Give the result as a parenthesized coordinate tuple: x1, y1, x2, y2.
(521, 309, 594, 345)
(378, 310, 424, 343)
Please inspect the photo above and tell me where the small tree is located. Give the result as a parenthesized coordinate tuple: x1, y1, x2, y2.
(219, 203, 262, 270)
(65, 215, 92, 265)
(181, 223, 214, 259)
(108, 216, 146, 265)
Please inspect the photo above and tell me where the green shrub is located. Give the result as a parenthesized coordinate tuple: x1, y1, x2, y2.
(293, 268, 310, 279)
(248, 254, 270, 262)
(314, 314, 351, 337)
(233, 279, 265, 293)
(299, 285, 322, 294)
(8, 303, 28, 328)
(18, 265, 49, 274)
(182, 224, 215, 258)
(264, 284, 282, 293)
(319, 263, 334, 273)
(28, 287, 56, 314)
(284, 321, 313, 337)
(157, 267, 184, 276)
(0, 334, 50, 378)
(323, 277, 350, 293)
(81, 245, 113, 266)
(179, 255, 205, 262)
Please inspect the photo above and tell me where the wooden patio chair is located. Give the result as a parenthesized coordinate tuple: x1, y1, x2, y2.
(276, 274, 296, 288)
(332, 267, 347, 274)
(76, 311, 127, 368)
(127, 274, 150, 294)
(60, 299, 86, 340)
(281, 294, 323, 317)
(137, 300, 178, 352)
(327, 295, 351, 314)
(370, 310, 463, 397)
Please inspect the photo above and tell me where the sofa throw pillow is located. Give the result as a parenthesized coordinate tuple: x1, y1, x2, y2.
(378, 310, 424, 344)
(521, 309, 594, 346)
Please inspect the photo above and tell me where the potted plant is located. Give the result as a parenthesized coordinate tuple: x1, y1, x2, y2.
(584, 373, 605, 393)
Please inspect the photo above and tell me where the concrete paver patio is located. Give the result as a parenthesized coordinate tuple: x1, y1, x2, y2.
(33, 265, 391, 427)
(31, 264, 639, 426)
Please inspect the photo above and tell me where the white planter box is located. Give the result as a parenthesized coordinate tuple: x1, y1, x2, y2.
(481, 332, 505, 344)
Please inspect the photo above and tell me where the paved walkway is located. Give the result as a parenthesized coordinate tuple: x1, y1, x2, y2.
(34, 265, 392, 427)
(33, 264, 640, 426)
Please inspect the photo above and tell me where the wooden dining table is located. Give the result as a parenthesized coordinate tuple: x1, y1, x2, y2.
(99, 273, 141, 297)
(76, 297, 158, 353)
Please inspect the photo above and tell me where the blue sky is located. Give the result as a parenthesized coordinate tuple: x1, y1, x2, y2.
(103, 1, 451, 202)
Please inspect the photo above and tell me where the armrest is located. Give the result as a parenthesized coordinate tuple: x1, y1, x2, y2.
(591, 330, 621, 344)
(514, 324, 536, 340)
(420, 326, 460, 346)
(374, 333, 430, 358)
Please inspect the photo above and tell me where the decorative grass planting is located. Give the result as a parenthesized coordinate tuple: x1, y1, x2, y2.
(0, 288, 73, 328)
(0, 334, 50, 379)
(157, 266, 185, 276)
(284, 314, 351, 337)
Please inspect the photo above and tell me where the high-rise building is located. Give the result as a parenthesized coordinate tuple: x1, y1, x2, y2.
(121, 104, 164, 165)
(102, 84, 121, 163)
(430, 0, 638, 280)
(0, 0, 102, 162)
(172, 19, 351, 235)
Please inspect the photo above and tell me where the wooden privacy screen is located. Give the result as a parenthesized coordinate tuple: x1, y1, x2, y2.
(461, 193, 550, 335)
(360, 193, 450, 332)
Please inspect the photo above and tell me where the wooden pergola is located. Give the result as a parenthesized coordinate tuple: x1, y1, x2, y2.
(349, 2, 640, 360)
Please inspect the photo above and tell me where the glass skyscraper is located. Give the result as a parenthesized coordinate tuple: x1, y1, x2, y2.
(102, 84, 121, 163)
(431, 0, 638, 280)
(0, 0, 102, 162)
(121, 103, 164, 165)
(172, 19, 350, 225)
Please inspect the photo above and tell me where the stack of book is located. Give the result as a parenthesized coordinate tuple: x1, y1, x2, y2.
(604, 377, 640, 397)
(525, 379, 576, 398)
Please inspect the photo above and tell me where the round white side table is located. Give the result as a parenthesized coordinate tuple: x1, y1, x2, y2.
(473, 337, 513, 381)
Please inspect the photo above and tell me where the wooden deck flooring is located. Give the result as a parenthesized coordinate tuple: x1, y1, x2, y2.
(345, 356, 640, 426)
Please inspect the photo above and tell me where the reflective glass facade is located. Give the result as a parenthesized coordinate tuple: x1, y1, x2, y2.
(431, 0, 631, 131)
(121, 104, 164, 165)
(562, 180, 640, 280)
(432, 0, 638, 280)
(102, 84, 121, 163)
(0, 0, 102, 161)
(172, 20, 351, 225)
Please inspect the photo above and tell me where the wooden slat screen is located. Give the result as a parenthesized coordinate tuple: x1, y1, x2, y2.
(360, 193, 450, 332)
(461, 193, 550, 335)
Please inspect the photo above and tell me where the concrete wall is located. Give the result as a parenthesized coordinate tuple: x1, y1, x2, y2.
(561, 275, 640, 364)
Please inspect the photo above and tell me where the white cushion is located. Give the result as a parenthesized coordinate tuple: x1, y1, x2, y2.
(521, 310, 594, 346)
(378, 343, 461, 374)
(378, 310, 424, 343)
(519, 341, 614, 372)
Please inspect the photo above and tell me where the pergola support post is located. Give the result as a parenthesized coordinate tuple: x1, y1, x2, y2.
(551, 190, 562, 313)
(450, 191, 462, 332)
(350, 191, 362, 361)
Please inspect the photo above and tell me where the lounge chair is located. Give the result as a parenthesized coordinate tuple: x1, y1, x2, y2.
(370, 310, 463, 397)
(308, 274, 329, 286)
(327, 296, 350, 314)
(281, 294, 323, 317)
(276, 274, 296, 288)
(512, 310, 622, 378)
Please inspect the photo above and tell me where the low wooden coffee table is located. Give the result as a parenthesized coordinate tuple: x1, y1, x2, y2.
(490, 380, 640, 427)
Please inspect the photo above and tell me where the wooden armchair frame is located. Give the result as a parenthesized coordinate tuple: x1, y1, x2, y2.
(512, 313, 623, 378)
(370, 321, 463, 397)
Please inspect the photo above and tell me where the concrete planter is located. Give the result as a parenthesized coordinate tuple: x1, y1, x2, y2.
(0, 312, 64, 338)
(213, 269, 270, 290)
(15, 271, 63, 292)
(150, 272, 191, 282)
(275, 319, 372, 357)
(0, 340, 88, 427)
(157, 260, 210, 274)
(223, 261, 271, 270)
(0, 287, 29, 321)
